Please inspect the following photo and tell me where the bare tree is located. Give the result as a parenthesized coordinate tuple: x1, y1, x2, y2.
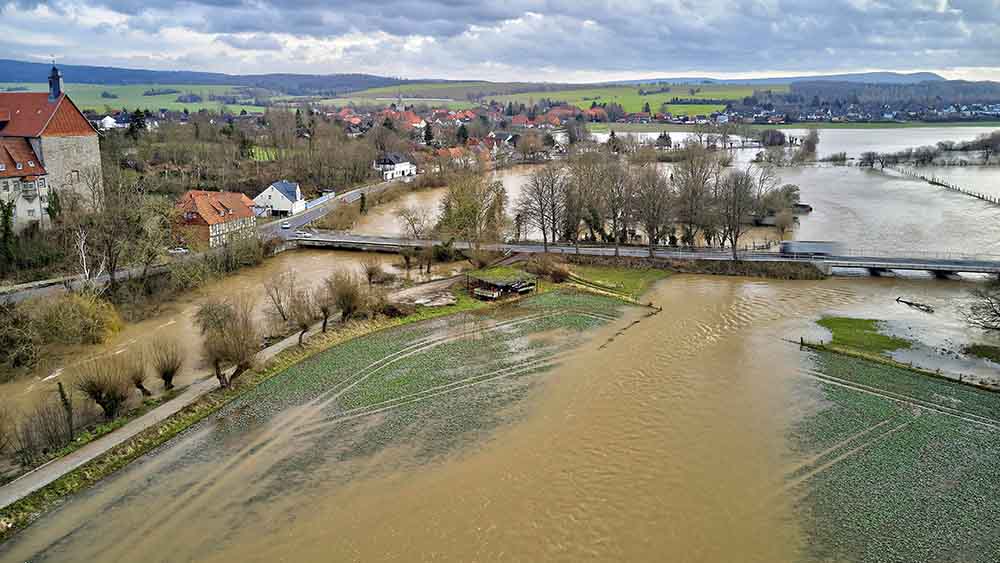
(437, 173, 507, 249)
(396, 205, 433, 240)
(516, 163, 565, 251)
(633, 166, 674, 257)
(73, 358, 132, 420)
(152, 339, 183, 390)
(263, 270, 297, 322)
(196, 295, 260, 388)
(560, 179, 586, 252)
(673, 143, 720, 246)
(601, 160, 634, 256)
(360, 256, 384, 288)
(967, 283, 1000, 331)
(331, 271, 364, 322)
(718, 168, 760, 260)
(288, 288, 315, 346)
(314, 276, 337, 333)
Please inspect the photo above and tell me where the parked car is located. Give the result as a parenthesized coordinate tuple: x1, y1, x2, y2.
(280, 221, 291, 229)
(167, 247, 189, 255)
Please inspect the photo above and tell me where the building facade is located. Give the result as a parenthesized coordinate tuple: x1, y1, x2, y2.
(253, 180, 306, 217)
(0, 137, 50, 229)
(0, 65, 102, 232)
(176, 190, 258, 249)
(373, 152, 417, 181)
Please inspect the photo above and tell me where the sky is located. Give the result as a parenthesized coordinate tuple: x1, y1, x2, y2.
(2, 0, 999, 82)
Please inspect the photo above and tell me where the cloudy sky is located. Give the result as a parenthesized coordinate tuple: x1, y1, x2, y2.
(2, 0, 999, 82)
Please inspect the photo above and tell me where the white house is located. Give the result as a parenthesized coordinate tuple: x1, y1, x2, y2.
(373, 152, 417, 181)
(253, 179, 306, 217)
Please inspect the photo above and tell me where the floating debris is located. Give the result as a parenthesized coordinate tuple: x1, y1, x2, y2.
(896, 296, 935, 314)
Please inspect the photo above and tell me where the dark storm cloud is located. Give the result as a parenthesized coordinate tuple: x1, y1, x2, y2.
(2, 0, 998, 78)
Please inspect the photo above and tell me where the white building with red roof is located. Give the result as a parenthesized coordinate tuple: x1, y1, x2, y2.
(0, 65, 101, 232)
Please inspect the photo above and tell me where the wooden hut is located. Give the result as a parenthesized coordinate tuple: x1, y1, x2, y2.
(467, 267, 538, 300)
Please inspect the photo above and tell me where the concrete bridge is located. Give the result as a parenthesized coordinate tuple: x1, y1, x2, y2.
(293, 231, 1000, 277)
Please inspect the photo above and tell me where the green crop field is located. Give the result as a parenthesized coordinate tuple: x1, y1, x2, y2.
(0, 82, 266, 113)
(791, 350, 1000, 562)
(493, 83, 788, 115)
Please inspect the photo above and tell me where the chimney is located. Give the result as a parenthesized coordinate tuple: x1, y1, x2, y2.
(48, 64, 63, 102)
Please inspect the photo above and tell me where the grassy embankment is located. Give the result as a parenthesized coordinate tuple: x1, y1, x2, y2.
(560, 253, 826, 281)
(964, 344, 1000, 364)
(0, 83, 264, 114)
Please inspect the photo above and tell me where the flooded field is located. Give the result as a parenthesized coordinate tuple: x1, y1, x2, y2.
(3, 274, 999, 562)
(0, 250, 466, 411)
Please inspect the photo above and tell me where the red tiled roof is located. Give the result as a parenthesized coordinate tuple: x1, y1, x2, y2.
(176, 190, 255, 225)
(0, 93, 97, 138)
(0, 137, 46, 179)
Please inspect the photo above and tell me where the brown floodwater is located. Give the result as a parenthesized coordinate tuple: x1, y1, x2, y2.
(0, 249, 465, 412)
(2, 274, 991, 562)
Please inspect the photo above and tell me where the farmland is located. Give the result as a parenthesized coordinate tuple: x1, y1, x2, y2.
(0, 82, 266, 113)
(792, 350, 1000, 562)
(493, 83, 788, 115)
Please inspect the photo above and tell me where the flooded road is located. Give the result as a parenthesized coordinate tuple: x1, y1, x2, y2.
(2, 274, 993, 562)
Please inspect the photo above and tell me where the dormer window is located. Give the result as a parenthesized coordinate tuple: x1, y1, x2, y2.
(0, 164, 5, 171)
(16, 162, 22, 170)
(28, 161, 34, 167)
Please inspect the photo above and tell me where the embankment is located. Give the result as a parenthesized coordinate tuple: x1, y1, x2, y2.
(561, 253, 827, 280)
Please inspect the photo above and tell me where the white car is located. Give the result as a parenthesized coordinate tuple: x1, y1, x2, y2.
(294, 230, 312, 238)
(280, 221, 291, 229)
(167, 247, 189, 255)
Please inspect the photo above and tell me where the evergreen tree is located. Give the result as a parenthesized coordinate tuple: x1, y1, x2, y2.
(643, 101, 651, 113)
(424, 124, 434, 145)
(127, 108, 146, 140)
(457, 124, 469, 144)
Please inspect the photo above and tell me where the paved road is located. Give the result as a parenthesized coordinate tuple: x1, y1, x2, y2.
(295, 232, 1000, 275)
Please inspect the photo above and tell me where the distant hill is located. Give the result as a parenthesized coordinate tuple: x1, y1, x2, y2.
(609, 72, 946, 86)
(0, 59, 407, 96)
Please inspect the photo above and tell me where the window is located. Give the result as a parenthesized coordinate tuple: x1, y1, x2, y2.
(28, 161, 34, 167)
(16, 163, 22, 170)
(71, 170, 80, 183)
(0, 164, 5, 171)
(27, 209, 35, 217)
(37, 178, 46, 188)
(1, 181, 7, 192)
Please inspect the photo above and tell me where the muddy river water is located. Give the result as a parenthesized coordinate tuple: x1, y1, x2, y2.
(2, 127, 1000, 561)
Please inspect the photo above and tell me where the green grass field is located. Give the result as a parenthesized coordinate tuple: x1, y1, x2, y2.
(0, 82, 265, 113)
(816, 317, 911, 355)
(792, 350, 1000, 562)
(493, 83, 786, 115)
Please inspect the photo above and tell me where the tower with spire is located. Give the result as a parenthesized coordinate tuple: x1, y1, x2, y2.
(48, 62, 63, 102)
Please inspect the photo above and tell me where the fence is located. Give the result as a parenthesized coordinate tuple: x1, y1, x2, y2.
(892, 167, 1000, 207)
(305, 192, 337, 210)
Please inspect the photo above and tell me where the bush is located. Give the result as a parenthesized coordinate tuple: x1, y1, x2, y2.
(0, 302, 39, 375)
(379, 300, 416, 319)
(12, 397, 73, 466)
(152, 339, 183, 390)
(28, 293, 122, 346)
(73, 359, 131, 420)
(432, 240, 460, 262)
(466, 249, 501, 269)
(525, 254, 569, 282)
(330, 271, 364, 322)
(0, 403, 11, 454)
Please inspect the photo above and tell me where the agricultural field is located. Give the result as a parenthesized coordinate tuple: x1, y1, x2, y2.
(0, 82, 266, 113)
(791, 350, 1000, 562)
(493, 83, 788, 114)
(210, 288, 636, 464)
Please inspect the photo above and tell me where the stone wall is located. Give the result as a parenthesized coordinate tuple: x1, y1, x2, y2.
(36, 135, 102, 205)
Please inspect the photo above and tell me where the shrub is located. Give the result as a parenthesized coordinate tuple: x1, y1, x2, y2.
(13, 396, 73, 465)
(432, 240, 459, 262)
(466, 249, 501, 269)
(152, 339, 184, 390)
(73, 358, 131, 420)
(379, 300, 416, 319)
(331, 271, 364, 322)
(0, 302, 39, 374)
(360, 256, 384, 287)
(0, 402, 11, 454)
(525, 254, 568, 282)
(124, 352, 151, 397)
(196, 294, 260, 388)
(28, 293, 122, 346)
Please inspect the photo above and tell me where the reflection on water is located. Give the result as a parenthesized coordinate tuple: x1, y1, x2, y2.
(2, 275, 992, 562)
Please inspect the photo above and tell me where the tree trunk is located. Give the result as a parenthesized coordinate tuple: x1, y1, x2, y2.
(321, 314, 329, 333)
(214, 360, 228, 388)
(298, 328, 306, 347)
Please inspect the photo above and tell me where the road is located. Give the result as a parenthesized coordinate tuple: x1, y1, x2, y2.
(0, 178, 399, 303)
(295, 232, 1000, 276)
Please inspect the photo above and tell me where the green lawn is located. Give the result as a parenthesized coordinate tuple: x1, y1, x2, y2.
(569, 265, 669, 298)
(493, 83, 785, 114)
(0, 82, 266, 113)
(816, 317, 911, 355)
(964, 343, 1000, 363)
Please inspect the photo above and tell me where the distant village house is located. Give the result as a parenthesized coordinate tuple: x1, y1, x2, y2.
(253, 179, 305, 217)
(373, 152, 416, 181)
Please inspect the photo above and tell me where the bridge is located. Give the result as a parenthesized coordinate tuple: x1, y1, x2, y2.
(293, 231, 1000, 277)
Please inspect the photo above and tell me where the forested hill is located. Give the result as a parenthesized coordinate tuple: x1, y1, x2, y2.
(0, 59, 406, 96)
(610, 72, 946, 86)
